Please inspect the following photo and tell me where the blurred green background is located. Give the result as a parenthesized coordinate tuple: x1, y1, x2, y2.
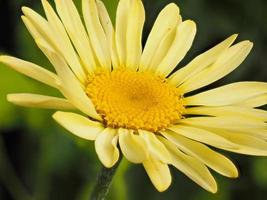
(1, 0, 267, 199)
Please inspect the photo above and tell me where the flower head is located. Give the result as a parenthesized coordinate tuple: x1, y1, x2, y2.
(1, 0, 267, 193)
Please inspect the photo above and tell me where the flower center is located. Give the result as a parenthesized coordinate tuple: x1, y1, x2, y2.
(86, 69, 184, 132)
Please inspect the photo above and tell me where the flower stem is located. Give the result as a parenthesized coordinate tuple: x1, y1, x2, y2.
(90, 156, 122, 200)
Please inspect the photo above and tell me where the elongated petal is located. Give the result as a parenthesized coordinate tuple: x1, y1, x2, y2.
(139, 130, 170, 163)
(55, 0, 96, 73)
(222, 129, 267, 140)
(178, 117, 267, 130)
(22, 6, 87, 82)
(168, 34, 237, 86)
(115, 0, 131, 66)
(155, 20, 196, 77)
(148, 25, 177, 72)
(41, 0, 86, 78)
(82, 0, 110, 70)
(180, 41, 253, 93)
(184, 82, 267, 106)
(41, 0, 68, 44)
(143, 157, 171, 192)
(185, 106, 267, 121)
(7, 93, 75, 110)
(0, 55, 59, 88)
(53, 111, 104, 140)
(162, 130, 238, 178)
(95, 128, 119, 168)
(184, 117, 267, 139)
(96, 0, 119, 69)
(126, 0, 145, 70)
(118, 129, 148, 163)
(168, 125, 236, 149)
(37, 42, 101, 120)
(207, 129, 267, 156)
(96, 0, 113, 41)
(21, 15, 54, 50)
(237, 129, 267, 140)
(139, 3, 180, 72)
(236, 93, 267, 107)
(159, 137, 217, 193)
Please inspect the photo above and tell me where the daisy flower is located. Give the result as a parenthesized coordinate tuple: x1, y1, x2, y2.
(1, 0, 267, 193)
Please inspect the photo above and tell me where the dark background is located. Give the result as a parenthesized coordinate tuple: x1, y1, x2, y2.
(0, 0, 267, 199)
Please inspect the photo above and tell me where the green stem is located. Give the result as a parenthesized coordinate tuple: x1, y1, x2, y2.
(90, 156, 122, 200)
(0, 136, 33, 200)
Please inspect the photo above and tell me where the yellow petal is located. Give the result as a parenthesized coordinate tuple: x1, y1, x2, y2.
(226, 129, 267, 141)
(155, 20, 196, 77)
(53, 111, 104, 140)
(41, 0, 67, 42)
(115, 0, 131, 66)
(139, 3, 180, 72)
(179, 116, 267, 140)
(82, 0, 111, 70)
(148, 24, 177, 72)
(168, 125, 236, 149)
(143, 156, 171, 192)
(0, 55, 59, 88)
(7, 93, 75, 110)
(238, 129, 267, 140)
(40, 0, 86, 79)
(179, 117, 267, 130)
(37, 42, 101, 120)
(22, 7, 54, 48)
(139, 130, 170, 163)
(96, 0, 113, 41)
(180, 41, 253, 93)
(168, 34, 237, 86)
(159, 137, 217, 193)
(118, 128, 148, 163)
(21, 15, 53, 51)
(126, 0, 145, 70)
(22, 6, 87, 83)
(54, 0, 97, 73)
(185, 106, 267, 122)
(208, 129, 267, 156)
(235, 93, 267, 107)
(161, 130, 238, 178)
(184, 82, 267, 106)
(96, 0, 120, 69)
(95, 128, 119, 168)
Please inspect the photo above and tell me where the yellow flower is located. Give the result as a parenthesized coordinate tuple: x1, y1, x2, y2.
(1, 0, 267, 193)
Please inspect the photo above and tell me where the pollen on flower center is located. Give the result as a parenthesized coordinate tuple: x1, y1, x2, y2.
(86, 69, 184, 132)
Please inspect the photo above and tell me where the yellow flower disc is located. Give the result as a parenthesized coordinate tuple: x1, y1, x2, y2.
(86, 70, 184, 132)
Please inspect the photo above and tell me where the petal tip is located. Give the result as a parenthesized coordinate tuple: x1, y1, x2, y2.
(156, 179, 172, 192)
(183, 20, 197, 30)
(21, 15, 28, 23)
(230, 168, 239, 178)
(206, 179, 218, 194)
(52, 111, 62, 121)
(231, 33, 238, 40)
(242, 40, 254, 47)
(167, 2, 180, 10)
(6, 94, 14, 102)
(0, 55, 8, 63)
(21, 6, 31, 14)
(248, 41, 254, 48)
(209, 186, 218, 194)
(100, 159, 117, 168)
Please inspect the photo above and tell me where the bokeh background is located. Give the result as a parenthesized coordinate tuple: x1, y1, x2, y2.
(1, 0, 267, 199)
